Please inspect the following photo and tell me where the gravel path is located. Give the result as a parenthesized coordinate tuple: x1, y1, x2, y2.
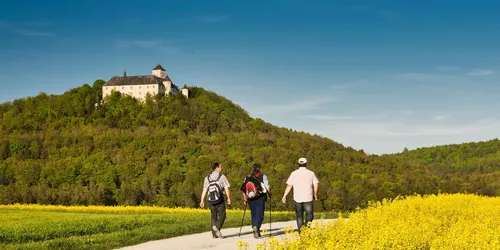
(117, 219, 336, 250)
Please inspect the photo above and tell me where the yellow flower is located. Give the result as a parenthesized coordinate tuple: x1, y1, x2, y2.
(236, 240, 249, 249)
(0, 203, 294, 215)
(259, 193, 500, 250)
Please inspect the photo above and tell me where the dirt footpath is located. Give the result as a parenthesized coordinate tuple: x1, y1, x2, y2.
(117, 219, 336, 250)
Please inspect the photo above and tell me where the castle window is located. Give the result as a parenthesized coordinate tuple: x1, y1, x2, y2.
(139, 92, 141, 95)
(122, 86, 124, 90)
(130, 86, 133, 89)
(139, 86, 141, 89)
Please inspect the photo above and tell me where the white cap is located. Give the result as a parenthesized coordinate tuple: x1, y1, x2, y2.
(298, 157, 307, 164)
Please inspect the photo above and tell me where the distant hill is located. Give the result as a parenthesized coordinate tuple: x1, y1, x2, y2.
(0, 81, 499, 211)
(397, 139, 500, 196)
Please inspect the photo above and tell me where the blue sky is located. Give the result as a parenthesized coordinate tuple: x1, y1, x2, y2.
(1, 0, 499, 154)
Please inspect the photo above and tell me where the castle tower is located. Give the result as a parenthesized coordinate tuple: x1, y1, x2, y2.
(152, 64, 166, 78)
(182, 85, 189, 98)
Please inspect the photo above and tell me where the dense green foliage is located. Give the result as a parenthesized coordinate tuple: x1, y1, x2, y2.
(0, 80, 499, 212)
(0, 208, 298, 249)
(398, 140, 500, 196)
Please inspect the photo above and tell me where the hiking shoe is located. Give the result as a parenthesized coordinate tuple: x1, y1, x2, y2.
(252, 226, 260, 239)
(212, 225, 222, 238)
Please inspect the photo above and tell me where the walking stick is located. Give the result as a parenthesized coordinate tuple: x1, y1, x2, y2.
(269, 197, 272, 236)
(239, 201, 247, 237)
(265, 191, 272, 237)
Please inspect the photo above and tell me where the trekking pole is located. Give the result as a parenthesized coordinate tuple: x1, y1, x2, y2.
(269, 197, 272, 237)
(239, 201, 247, 237)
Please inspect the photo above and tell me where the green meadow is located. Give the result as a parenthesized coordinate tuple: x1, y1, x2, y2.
(0, 205, 334, 250)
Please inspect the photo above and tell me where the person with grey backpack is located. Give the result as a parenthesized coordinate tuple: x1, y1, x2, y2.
(200, 162, 232, 238)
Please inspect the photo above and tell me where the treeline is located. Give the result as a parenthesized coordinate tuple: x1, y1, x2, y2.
(398, 140, 500, 196)
(0, 81, 499, 212)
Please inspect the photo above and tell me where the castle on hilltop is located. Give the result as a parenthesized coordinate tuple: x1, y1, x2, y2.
(102, 64, 189, 101)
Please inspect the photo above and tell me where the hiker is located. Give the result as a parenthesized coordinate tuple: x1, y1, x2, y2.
(240, 163, 270, 238)
(281, 157, 319, 233)
(200, 162, 232, 239)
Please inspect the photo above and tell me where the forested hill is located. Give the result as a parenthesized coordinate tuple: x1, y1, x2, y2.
(0, 80, 499, 212)
(397, 139, 500, 196)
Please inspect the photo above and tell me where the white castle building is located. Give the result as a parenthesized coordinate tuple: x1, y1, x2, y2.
(102, 64, 189, 101)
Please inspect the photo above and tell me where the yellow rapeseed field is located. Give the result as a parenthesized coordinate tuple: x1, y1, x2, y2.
(0, 203, 209, 213)
(0, 203, 283, 214)
(258, 193, 500, 250)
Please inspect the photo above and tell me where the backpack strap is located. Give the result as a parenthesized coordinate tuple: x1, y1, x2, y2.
(250, 173, 262, 183)
(251, 173, 268, 192)
(208, 173, 222, 183)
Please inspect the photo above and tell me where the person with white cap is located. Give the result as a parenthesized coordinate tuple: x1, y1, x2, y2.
(281, 157, 319, 233)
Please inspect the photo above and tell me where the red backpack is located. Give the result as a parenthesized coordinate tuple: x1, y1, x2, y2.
(243, 173, 263, 199)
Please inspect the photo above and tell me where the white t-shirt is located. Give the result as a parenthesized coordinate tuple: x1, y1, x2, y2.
(286, 167, 319, 203)
(203, 171, 230, 190)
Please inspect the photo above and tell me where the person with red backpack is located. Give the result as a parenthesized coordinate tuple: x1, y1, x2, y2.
(240, 163, 270, 238)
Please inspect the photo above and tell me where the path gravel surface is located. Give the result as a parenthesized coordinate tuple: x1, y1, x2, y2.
(117, 219, 336, 250)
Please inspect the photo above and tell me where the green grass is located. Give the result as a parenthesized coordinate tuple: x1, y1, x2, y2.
(0, 208, 335, 250)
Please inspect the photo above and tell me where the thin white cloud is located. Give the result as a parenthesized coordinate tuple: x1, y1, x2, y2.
(330, 84, 353, 90)
(303, 118, 500, 154)
(433, 115, 445, 121)
(115, 40, 177, 53)
(330, 80, 370, 90)
(437, 66, 460, 71)
(301, 115, 360, 121)
(0, 20, 54, 37)
(399, 110, 415, 115)
(133, 41, 163, 48)
(200, 15, 230, 23)
(393, 68, 495, 85)
(467, 69, 495, 76)
(15, 30, 54, 37)
(393, 73, 464, 83)
(249, 97, 336, 116)
(337, 121, 464, 137)
(23, 21, 53, 27)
